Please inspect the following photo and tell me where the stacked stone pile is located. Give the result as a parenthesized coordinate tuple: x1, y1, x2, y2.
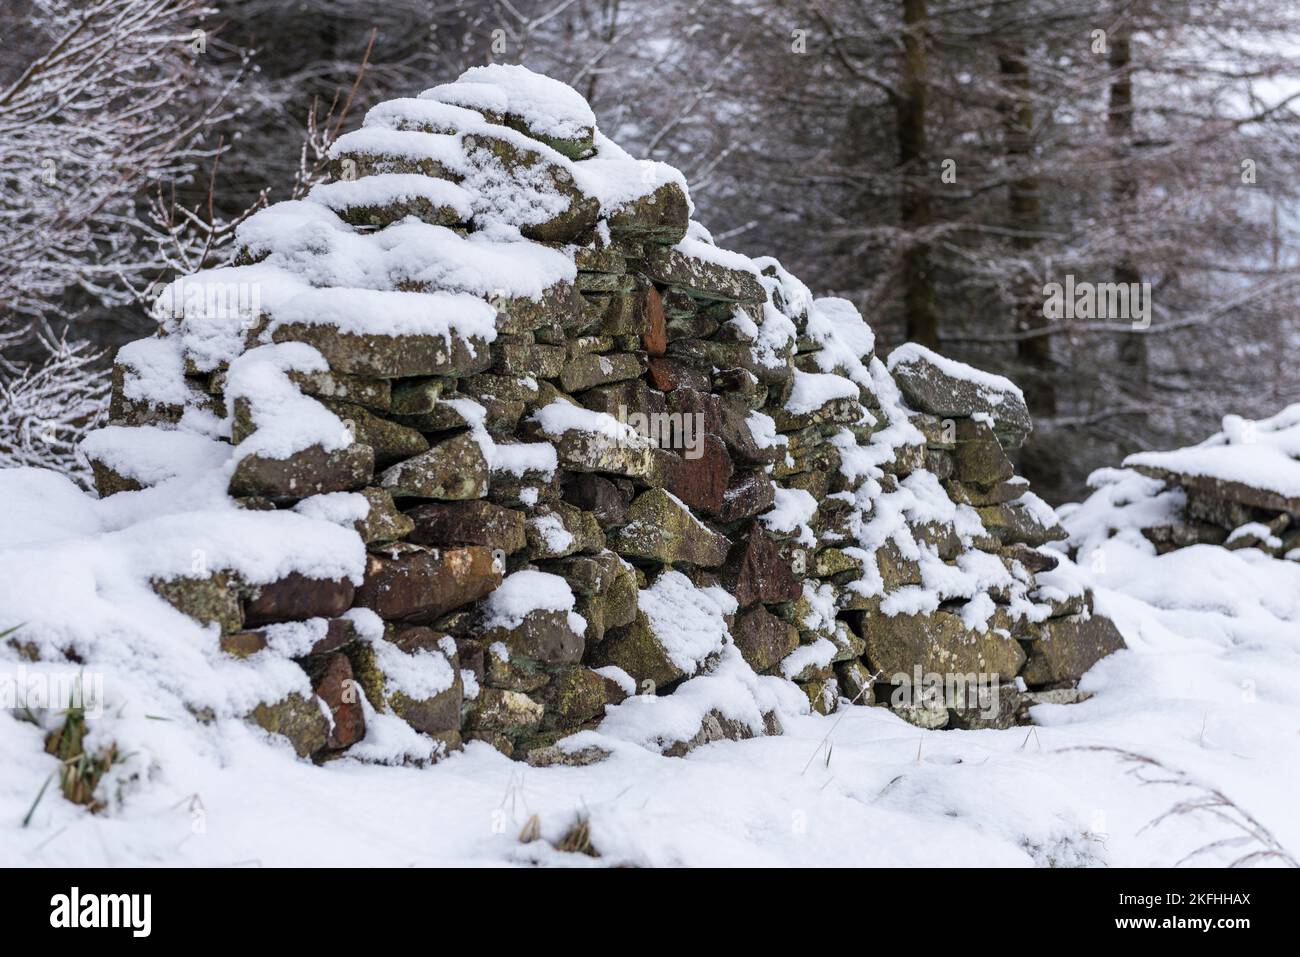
(81, 65, 1125, 765)
(1119, 409, 1300, 558)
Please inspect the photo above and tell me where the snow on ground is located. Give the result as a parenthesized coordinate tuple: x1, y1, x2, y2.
(2, 460, 1298, 867)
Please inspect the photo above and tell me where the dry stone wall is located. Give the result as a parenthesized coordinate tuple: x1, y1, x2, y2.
(84, 65, 1125, 765)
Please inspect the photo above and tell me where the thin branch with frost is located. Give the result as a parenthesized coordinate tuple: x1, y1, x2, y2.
(1062, 746, 1297, 868)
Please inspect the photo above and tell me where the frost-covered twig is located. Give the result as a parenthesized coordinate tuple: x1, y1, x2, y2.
(0, 338, 108, 485)
(1062, 745, 1298, 868)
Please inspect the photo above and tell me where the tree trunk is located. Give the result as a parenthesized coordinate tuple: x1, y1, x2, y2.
(897, 0, 937, 348)
(999, 44, 1054, 415)
(1108, 19, 1148, 386)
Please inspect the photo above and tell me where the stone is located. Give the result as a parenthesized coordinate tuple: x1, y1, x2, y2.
(525, 502, 605, 559)
(219, 630, 269, 658)
(229, 443, 374, 500)
(663, 435, 733, 516)
(770, 396, 863, 433)
(90, 461, 142, 497)
(355, 487, 416, 544)
(1021, 614, 1126, 686)
(480, 608, 585, 668)
(888, 347, 1033, 445)
(567, 334, 615, 358)
(660, 709, 766, 757)
(461, 132, 600, 242)
(644, 357, 709, 395)
(606, 181, 691, 244)
(721, 525, 801, 607)
(801, 676, 840, 716)
(311, 652, 366, 749)
(573, 246, 626, 272)
(152, 573, 242, 633)
(731, 604, 799, 673)
(885, 696, 950, 730)
(347, 638, 463, 738)
(814, 547, 864, 581)
(976, 501, 1068, 547)
(1001, 542, 1059, 574)
(110, 364, 218, 427)
(354, 545, 502, 623)
(641, 284, 668, 355)
(464, 688, 545, 737)
(638, 245, 766, 303)
(525, 743, 612, 767)
(576, 271, 635, 294)
(244, 573, 355, 626)
(718, 470, 777, 524)
(223, 617, 359, 661)
(1134, 465, 1300, 521)
(248, 693, 329, 758)
(947, 685, 1025, 731)
(561, 473, 632, 526)
(386, 376, 459, 424)
(492, 337, 567, 379)
(484, 639, 551, 692)
(538, 666, 628, 730)
(578, 378, 665, 420)
(835, 660, 877, 704)
(862, 609, 1026, 681)
(589, 609, 684, 688)
(945, 479, 1022, 507)
(549, 423, 668, 484)
(330, 191, 465, 230)
(406, 500, 526, 554)
(380, 432, 489, 500)
(287, 368, 392, 411)
(953, 418, 1015, 486)
(270, 324, 492, 379)
(608, 488, 731, 567)
(587, 293, 644, 337)
(559, 351, 644, 393)
(498, 115, 595, 162)
(491, 282, 586, 335)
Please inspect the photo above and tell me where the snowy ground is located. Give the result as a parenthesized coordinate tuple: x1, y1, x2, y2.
(2, 463, 1298, 867)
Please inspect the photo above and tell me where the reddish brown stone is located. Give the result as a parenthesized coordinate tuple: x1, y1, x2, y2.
(722, 524, 801, 607)
(354, 545, 502, 623)
(313, 653, 365, 750)
(405, 500, 526, 554)
(718, 469, 776, 524)
(641, 285, 667, 356)
(731, 605, 799, 674)
(664, 434, 733, 516)
(646, 356, 710, 393)
(244, 573, 355, 626)
(666, 388, 724, 434)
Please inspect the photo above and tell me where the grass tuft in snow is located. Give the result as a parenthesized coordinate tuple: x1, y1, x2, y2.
(33, 679, 129, 820)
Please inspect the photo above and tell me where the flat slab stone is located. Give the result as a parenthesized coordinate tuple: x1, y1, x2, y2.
(861, 609, 1026, 681)
(270, 324, 493, 379)
(354, 545, 502, 623)
(887, 343, 1032, 443)
(1022, 614, 1126, 686)
(637, 245, 766, 303)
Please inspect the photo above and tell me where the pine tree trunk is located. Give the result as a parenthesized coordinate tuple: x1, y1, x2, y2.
(897, 0, 937, 348)
(999, 44, 1054, 416)
(1109, 21, 1148, 387)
